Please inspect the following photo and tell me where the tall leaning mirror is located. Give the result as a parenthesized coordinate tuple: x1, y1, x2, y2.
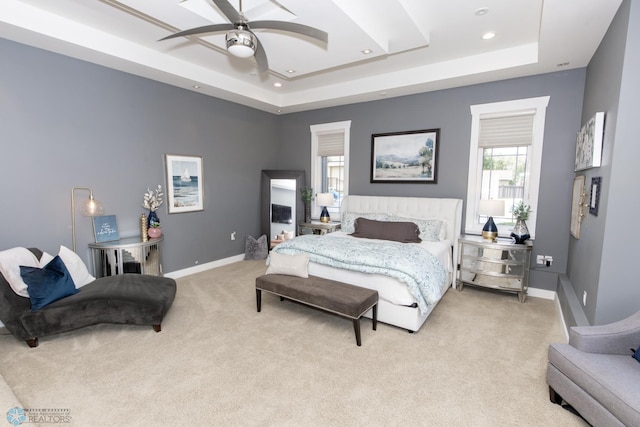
(261, 170, 305, 245)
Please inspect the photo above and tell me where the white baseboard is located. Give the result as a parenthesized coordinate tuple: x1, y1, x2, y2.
(163, 253, 246, 279)
(527, 287, 555, 301)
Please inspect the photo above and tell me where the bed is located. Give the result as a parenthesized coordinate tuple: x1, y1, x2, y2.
(271, 195, 463, 332)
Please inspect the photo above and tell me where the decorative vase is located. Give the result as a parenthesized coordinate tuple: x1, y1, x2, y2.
(147, 227, 162, 239)
(511, 219, 530, 244)
(304, 203, 311, 223)
(148, 210, 159, 228)
(141, 213, 148, 242)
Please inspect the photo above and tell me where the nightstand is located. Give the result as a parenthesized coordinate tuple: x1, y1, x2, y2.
(297, 221, 341, 235)
(457, 235, 532, 302)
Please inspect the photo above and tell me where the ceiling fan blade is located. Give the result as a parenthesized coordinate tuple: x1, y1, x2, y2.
(250, 20, 328, 43)
(211, 0, 244, 23)
(253, 35, 269, 74)
(159, 24, 234, 41)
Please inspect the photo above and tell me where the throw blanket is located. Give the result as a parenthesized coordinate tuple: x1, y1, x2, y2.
(271, 235, 446, 314)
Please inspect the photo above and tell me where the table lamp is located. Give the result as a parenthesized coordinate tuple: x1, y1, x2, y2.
(478, 199, 505, 242)
(316, 193, 334, 223)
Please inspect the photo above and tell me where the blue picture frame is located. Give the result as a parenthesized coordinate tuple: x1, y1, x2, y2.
(92, 215, 119, 243)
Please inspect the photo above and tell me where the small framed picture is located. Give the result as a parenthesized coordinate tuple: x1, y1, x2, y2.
(570, 176, 585, 239)
(92, 215, 119, 243)
(165, 154, 204, 214)
(590, 177, 601, 216)
(371, 128, 440, 183)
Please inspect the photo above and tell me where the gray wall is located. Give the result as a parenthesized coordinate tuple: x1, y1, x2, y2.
(0, 38, 280, 272)
(569, 0, 640, 325)
(277, 71, 586, 292)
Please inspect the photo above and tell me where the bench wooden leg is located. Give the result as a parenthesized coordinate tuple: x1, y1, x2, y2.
(256, 289, 262, 312)
(353, 319, 362, 346)
(372, 304, 377, 330)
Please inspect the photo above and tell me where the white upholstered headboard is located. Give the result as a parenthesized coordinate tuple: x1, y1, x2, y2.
(340, 195, 464, 286)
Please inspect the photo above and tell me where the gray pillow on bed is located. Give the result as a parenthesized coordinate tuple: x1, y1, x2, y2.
(350, 217, 422, 243)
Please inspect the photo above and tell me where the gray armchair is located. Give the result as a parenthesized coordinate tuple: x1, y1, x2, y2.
(547, 311, 640, 426)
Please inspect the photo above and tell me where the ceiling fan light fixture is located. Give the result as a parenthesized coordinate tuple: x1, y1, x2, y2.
(226, 28, 257, 58)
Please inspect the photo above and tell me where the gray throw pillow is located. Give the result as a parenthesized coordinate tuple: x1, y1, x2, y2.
(244, 235, 268, 260)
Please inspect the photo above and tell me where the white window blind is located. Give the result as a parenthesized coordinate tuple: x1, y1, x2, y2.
(478, 110, 535, 147)
(317, 131, 345, 156)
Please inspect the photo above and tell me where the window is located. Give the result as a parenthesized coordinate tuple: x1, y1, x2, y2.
(310, 121, 351, 219)
(465, 97, 549, 238)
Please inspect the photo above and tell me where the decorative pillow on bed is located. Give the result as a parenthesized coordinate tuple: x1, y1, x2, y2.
(341, 212, 389, 234)
(388, 216, 443, 241)
(266, 252, 309, 278)
(20, 255, 79, 311)
(632, 347, 640, 363)
(350, 217, 422, 243)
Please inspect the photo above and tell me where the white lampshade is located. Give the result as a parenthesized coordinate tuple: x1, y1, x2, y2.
(478, 199, 505, 217)
(226, 29, 257, 58)
(316, 193, 334, 207)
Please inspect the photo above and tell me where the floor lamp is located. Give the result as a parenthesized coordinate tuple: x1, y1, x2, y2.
(71, 187, 105, 252)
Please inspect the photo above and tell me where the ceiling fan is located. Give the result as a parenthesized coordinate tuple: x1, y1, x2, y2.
(159, 0, 328, 73)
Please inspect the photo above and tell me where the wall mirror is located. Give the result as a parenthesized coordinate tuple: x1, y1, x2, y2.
(261, 170, 305, 244)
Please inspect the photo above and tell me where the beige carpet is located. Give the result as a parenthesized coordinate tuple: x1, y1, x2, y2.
(0, 260, 587, 426)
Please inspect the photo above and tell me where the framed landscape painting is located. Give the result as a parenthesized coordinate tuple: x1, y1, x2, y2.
(165, 154, 204, 214)
(371, 128, 440, 183)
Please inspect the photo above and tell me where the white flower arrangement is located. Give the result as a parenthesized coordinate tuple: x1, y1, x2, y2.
(143, 185, 164, 212)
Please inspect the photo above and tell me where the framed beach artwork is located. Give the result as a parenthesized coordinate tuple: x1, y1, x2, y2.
(165, 154, 204, 214)
(370, 128, 440, 183)
(575, 112, 605, 171)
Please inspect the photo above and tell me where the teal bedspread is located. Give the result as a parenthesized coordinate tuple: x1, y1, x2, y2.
(271, 235, 446, 314)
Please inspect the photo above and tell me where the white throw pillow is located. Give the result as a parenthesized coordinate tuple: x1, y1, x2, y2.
(0, 247, 39, 297)
(266, 252, 310, 278)
(58, 245, 95, 288)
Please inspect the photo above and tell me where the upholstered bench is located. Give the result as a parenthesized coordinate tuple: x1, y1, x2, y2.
(255, 274, 378, 346)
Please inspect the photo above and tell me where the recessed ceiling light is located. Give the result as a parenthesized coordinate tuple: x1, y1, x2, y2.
(557, 62, 570, 67)
(286, 69, 296, 74)
(475, 7, 489, 16)
(361, 49, 373, 55)
(192, 85, 201, 89)
(273, 82, 282, 88)
(482, 32, 496, 40)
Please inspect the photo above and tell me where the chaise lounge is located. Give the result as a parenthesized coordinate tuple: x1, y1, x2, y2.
(0, 247, 176, 347)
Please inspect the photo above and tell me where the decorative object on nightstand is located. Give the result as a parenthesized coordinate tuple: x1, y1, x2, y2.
(316, 193, 334, 223)
(478, 199, 505, 242)
(510, 201, 531, 244)
(457, 235, 532, 302)
(143, 185, 164, 239)
(140, 213, 148, 242)
(300, 186, 314, 223)
(71, 187, 105, 252)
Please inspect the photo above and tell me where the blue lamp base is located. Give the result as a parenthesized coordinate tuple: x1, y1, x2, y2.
(482, 216, 498, 242)
(320, 206, 331, 223)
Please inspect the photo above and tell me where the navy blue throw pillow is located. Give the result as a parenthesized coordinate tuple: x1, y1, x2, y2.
(633, 347, 640, 363)
(20, 255, 79, 311)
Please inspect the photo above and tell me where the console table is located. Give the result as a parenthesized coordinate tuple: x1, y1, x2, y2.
(89, 236, 163, 277)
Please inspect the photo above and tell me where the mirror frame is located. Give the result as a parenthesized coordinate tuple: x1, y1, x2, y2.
(261, 170, 305, 244)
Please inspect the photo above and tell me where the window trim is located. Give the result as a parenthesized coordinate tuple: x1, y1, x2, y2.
(465, 96, 550, 238)
(310, 121, 351, 219)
